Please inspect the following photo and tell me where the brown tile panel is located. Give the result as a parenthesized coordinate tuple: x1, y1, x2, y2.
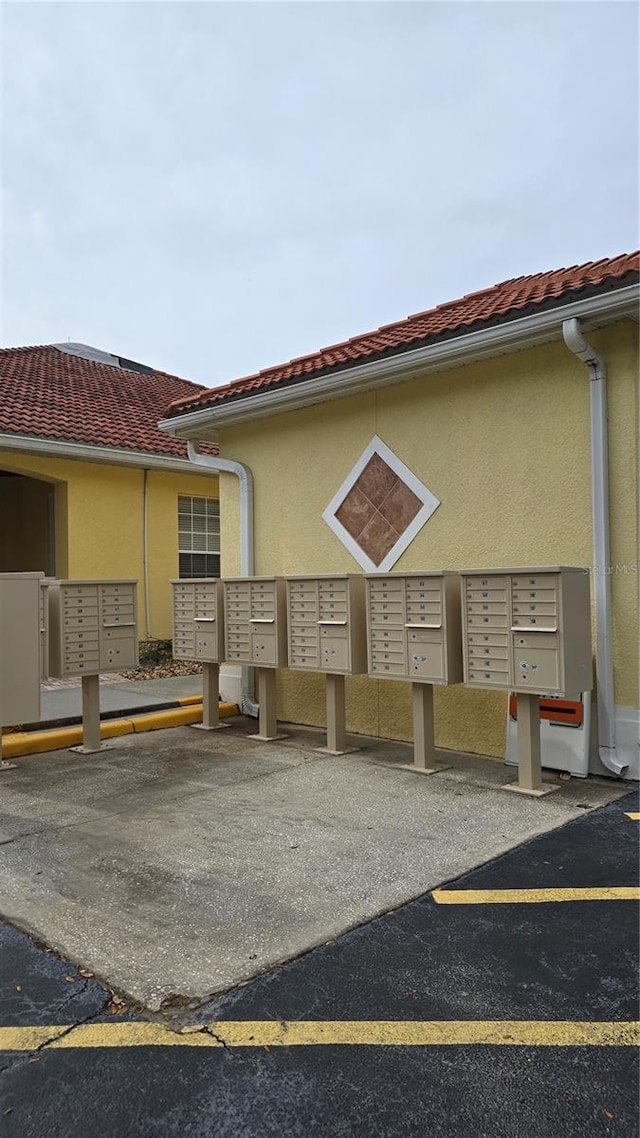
(335, 485, 377, 540)
(379, 479, 422, 531)
(357, 512, 401, 566)
(356, 454, 399, 508)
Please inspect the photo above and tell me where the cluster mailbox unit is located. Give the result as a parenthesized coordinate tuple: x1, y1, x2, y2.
(365, 572, 463, 772)
(286, 575, 367, 754)
(172, 578, 225, 729)
(222, 577, 287, 741)
(0, 572, 43, 767)
(461, 567, 592, 795)
(49, 580, 139, 752)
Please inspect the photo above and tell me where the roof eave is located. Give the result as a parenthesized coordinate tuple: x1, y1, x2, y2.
(158, 282, 640, 441)
(0, 433, 216, 475)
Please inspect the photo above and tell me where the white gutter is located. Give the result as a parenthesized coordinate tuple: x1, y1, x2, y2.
(562, 318, 627, 777)
(0, 432, 209, 474)
(159, 284, 639, 438)
(186, 440, 258, 716)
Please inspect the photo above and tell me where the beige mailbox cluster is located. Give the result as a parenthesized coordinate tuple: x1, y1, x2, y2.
(223, 577, 288, 741)
(172, 578, 224, 663)
(365, 572, 462, 685)
(47, 580, 138, 754)
(461, 567, 591, 696)
(287, 575, 367, 675)
(461, 567, 592, 796)
(0, 572, 43, 765)
(49, 580, 138, 678)
(364, 572, 463, 773)
(286, 575, 367, 754)
(223, 577, 288, 668)
(171, 578, 226, 731)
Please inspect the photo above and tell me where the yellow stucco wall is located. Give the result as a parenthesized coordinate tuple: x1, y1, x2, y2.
(219, 320, 638, 758)
(0, 450, 219, 639)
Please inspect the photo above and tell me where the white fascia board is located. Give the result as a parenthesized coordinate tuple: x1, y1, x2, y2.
(0, 432, 212, 475)
(158, 284, 639, 439)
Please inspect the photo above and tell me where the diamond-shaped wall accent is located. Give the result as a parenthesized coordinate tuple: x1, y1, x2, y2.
(322, 436, 440, 571)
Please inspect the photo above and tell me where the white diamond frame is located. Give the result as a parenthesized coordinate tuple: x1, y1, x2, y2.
(321, 435, 440, 572)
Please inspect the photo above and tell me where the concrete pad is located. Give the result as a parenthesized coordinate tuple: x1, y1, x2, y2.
(0, 720, 626, 1010)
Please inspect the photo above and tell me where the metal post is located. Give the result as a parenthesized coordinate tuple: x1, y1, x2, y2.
(191, 662, 227, 731)
(325, 672, 346, 754)
(70, 673, 105, 754)
(502, 692, 560, 797)
(395, 683, 450, 775)
(248, 668, 283, 742)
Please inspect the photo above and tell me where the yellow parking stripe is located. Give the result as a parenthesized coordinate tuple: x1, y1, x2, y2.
(0, 1020, 638, 1050)
(432, 887, 640, 905)
(624, 812, 640, 820)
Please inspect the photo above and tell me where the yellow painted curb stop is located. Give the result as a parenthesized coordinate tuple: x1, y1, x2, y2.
(0, 1019, 638, 1051)
(0, 702, 238, 758)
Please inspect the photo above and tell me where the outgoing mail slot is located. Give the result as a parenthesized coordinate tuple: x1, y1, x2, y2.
(513, 632, 559, 648)
(319, 623, 347, 639)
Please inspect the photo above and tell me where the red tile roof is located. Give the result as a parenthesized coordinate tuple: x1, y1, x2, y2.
(0, 344, 217, 458)
(166, 251, 639, 418)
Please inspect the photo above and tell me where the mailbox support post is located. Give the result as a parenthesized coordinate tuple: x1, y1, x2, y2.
(191, 662, 227, 731)
(315, 673, 359, 756)
(70, 674, 110, 754)
(396, 683, 451, 775)
(249, 668, 284, 742)
(502, 692, 560, 797)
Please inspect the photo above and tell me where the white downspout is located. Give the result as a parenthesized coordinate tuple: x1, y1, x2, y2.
(562, 318, 627, 776)
(143, 468, 152, 639)
(186, 440, 258, 716)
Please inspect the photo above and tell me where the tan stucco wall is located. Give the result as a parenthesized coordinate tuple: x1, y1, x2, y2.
(0, 451, 219, 639)
(219, 321, 638, 757)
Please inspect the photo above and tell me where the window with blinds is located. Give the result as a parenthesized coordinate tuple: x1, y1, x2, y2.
(178, 496, 220, 578)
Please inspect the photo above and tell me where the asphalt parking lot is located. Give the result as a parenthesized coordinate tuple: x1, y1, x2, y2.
(1, 790, 638, 1137)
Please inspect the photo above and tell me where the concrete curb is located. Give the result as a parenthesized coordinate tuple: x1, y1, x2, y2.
(19, 693, 208, 734)
(1, 702, 239, 759)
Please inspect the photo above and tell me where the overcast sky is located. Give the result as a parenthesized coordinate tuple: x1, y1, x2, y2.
(2, 1, 638, 387)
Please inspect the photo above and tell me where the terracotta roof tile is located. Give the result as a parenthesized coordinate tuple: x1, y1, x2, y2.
(0, 344, 218, 458)
(165, 250, 639, 421)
